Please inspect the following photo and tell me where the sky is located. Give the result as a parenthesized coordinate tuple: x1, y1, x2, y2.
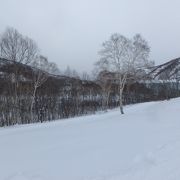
(0, 0, 180, 73)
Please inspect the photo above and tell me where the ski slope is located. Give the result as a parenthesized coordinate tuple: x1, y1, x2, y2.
(0, 98, 180, 180)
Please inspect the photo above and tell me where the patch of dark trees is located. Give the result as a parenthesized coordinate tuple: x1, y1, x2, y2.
(0, 58, 179, 127)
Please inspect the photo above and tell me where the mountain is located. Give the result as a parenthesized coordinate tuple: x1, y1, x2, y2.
(149, 57, 180, 80)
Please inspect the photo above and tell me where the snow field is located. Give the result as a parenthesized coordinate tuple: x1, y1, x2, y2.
(0, 98, 180, 180)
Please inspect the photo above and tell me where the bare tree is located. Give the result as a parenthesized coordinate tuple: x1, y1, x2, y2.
(0, 27, 38, 100)
(81, 72, 90, 81)
(96, 71, 112, 111)
(0, 27, 38, 64)
(64, 66, 71, 77)
(72, 69, 80, 79)
(64, 66, 79, 78)
(94, 58, 112, 110)
(98, 33, 150, 114)
(0, 27, 38, 123)
(48, 62, 61, 75)
(30, 55, 50, 122)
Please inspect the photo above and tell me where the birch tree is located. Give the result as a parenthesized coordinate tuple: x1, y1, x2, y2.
(98, 33, 150, 114)
(30, 56, 49, 122)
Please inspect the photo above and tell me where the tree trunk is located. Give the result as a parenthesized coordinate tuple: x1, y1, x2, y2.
(30, 85, 37, 122)
(119, 88, 124, 114)
(101, 91, 107, 111)
(106, 91, 110, 110)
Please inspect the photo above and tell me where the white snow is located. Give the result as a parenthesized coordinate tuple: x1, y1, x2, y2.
(0, 98, 180, 180)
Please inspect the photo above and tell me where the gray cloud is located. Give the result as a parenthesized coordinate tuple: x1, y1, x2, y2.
(0, 0, 180, 72)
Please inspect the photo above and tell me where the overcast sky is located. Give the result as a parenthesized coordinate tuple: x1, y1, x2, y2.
(0, 0, 180, 72)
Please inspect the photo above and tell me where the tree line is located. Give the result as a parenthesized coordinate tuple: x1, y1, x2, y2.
(0, 27, 179, 126)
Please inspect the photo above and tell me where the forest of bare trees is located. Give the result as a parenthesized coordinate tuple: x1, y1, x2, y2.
(0, 27, 179, 127)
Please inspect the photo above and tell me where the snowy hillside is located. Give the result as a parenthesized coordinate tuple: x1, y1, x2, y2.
(0, 98, 180, 180)
(149, 57, 180, 80)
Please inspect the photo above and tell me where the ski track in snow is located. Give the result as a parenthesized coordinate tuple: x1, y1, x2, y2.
(0, 98, 180, 180)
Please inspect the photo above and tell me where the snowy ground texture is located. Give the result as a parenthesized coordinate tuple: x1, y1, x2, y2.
(0, 98, 180, 180)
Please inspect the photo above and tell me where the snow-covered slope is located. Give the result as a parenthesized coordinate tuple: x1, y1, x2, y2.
(149, 57, 180, 80)
(0, 99, 180, 180)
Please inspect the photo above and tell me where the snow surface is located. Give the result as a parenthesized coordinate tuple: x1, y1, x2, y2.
(0, 98, 180, 180)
